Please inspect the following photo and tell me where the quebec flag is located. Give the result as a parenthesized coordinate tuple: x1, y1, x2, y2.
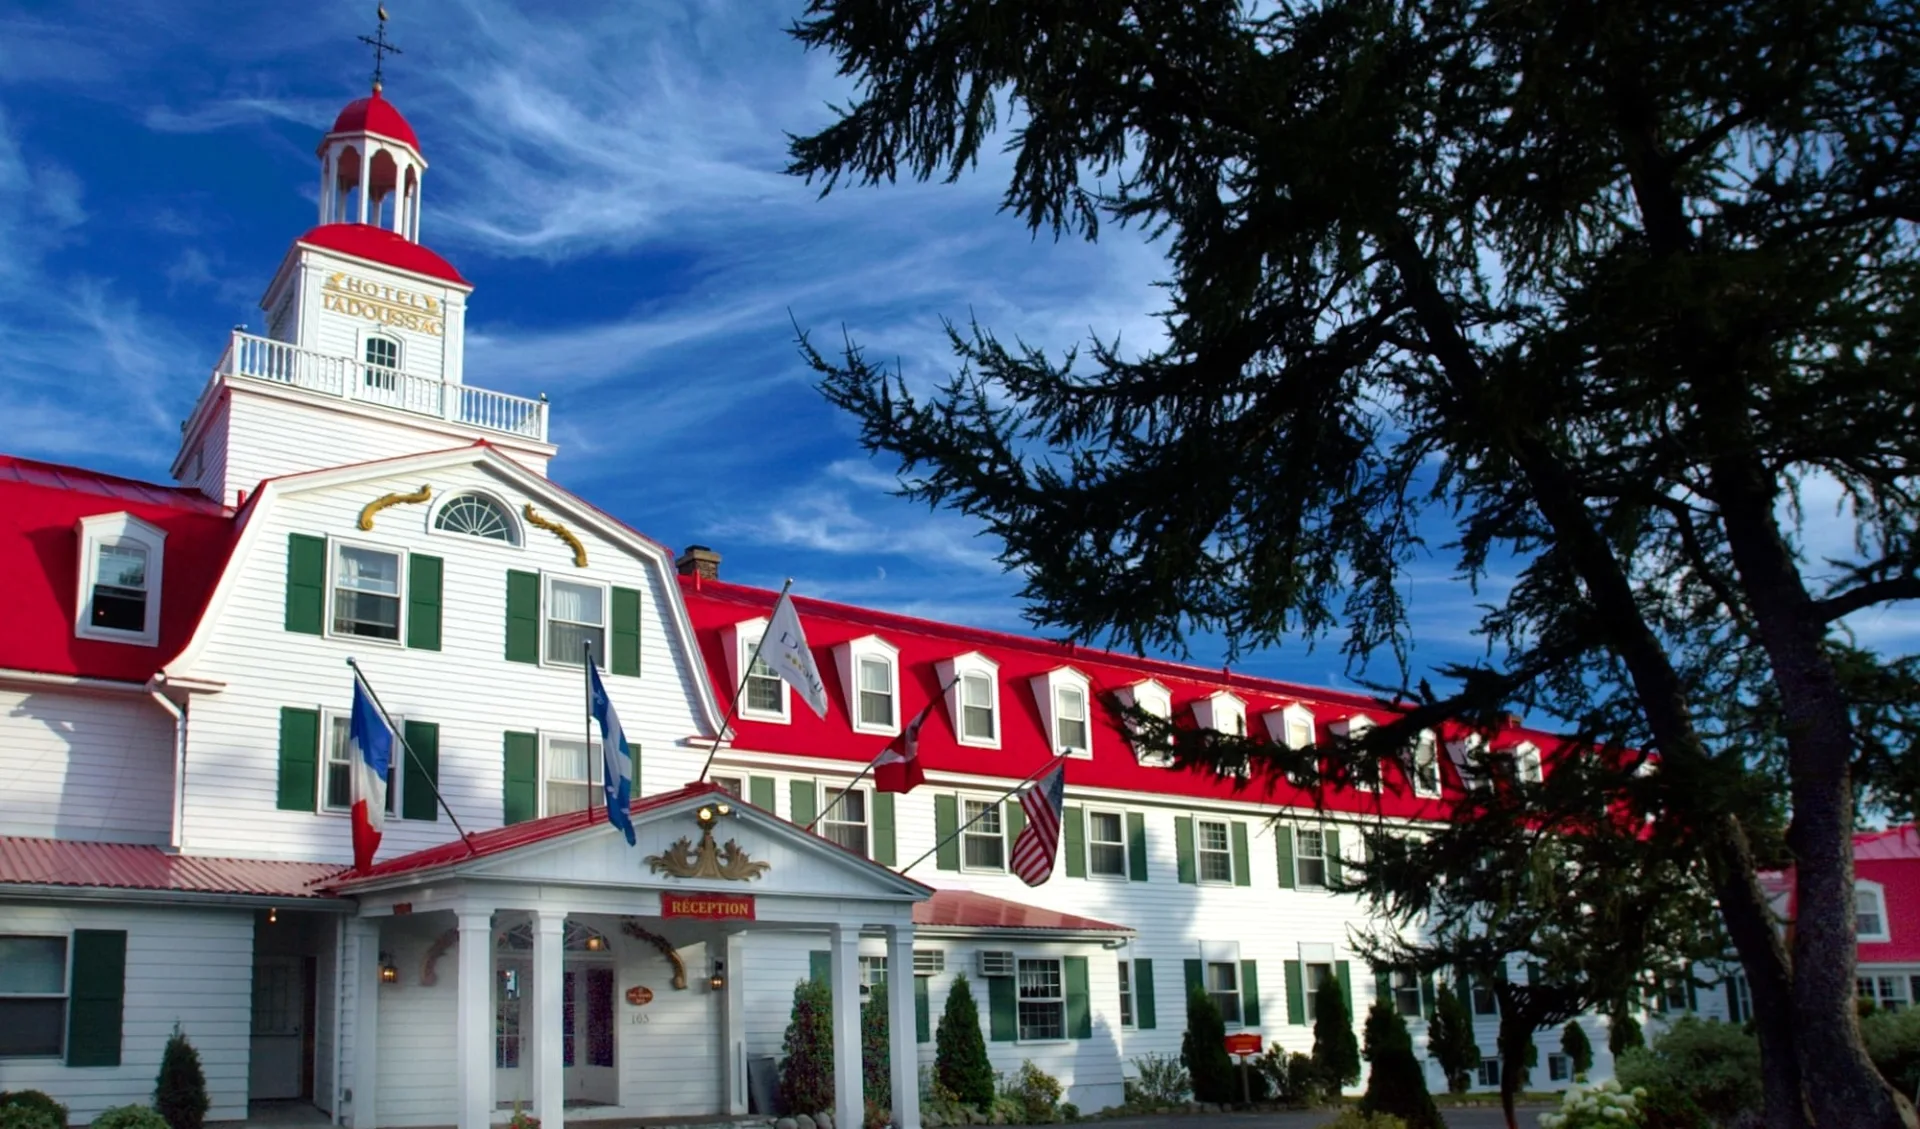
(348, 675, 394, 872)
(588, 660, 637, 845)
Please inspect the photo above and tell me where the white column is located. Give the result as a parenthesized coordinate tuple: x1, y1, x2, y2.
(721, 932, 747, 1114)
(830, 925, 864, 1129)
(887, 924, 921, 1129)
(533, 911, 566, 1129)
(412, 175, 423, 243)
(455, 910, 494, 1129)
(348, 918, 381, 1129)
(358, 148, 373, 225)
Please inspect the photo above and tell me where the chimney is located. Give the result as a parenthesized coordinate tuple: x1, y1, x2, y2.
(676, 544, 722, 581)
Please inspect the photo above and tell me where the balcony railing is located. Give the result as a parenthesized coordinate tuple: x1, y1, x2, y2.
(214, 331, 548, 442)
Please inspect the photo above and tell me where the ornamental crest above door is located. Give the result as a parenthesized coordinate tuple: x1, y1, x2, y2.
(645, 800, 770, 882)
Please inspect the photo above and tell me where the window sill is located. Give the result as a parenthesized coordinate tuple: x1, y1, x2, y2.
(959, 866, 1008, 877)
(327, 628, 405, 649)
(1088, 870, 1130, 882)
(955, 735, 1002, 751)
(74, 624, 158, 647)
(738, 707, 791, 725)
(851, 722, 902, 738)
(1015, 1037, 1074, 1046)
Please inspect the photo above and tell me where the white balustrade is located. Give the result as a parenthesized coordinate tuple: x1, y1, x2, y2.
(215, 331, 546, 441)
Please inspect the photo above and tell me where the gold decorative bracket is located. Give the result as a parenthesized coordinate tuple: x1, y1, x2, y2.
(645, 825, 771, 883)
(525, 503, 587, 567)
(621, 919, 688, 989)
(359, 484, 432, 531)
(420, 928, 457, 986)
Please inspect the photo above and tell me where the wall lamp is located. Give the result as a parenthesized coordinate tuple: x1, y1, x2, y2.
(379, 952, 400, 984)
(709, 960, 726, 992)
(696, 801, 735, 826)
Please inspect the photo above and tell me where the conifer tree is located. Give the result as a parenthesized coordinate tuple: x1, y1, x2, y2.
(1361, 1003, 1444, 1129)
(1311, 977, 1361, 1091)
(863, 981, 891, 1116)
(1561, 1020, 1594, 1079)
(779, 978, 835, 1116)
(1427, 985, 1480, 1095)
(1180, 986, 1234, 1103)
(934, 975, 995, 1109)
(154, 1025, 208, 1129)
(1609, 1012, 1645, 1060)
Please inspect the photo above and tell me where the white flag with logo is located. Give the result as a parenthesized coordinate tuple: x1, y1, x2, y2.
(760, 590, 830, 718)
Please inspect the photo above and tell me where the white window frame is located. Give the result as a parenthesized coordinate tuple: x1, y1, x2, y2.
(1301, 956, 1337, 1025)
(428, 489, 522, 547)
(1201, 940, 1243, 1027)
(1030, 667, 1094, 758)
(1448, 733, 1488, 787)
(320, 707, 400, 818)
(1085, 807, 1129, 879)
(1015, 956, 1068, 1043)
(359, 328, 403, 389)
(1116, 679, 1172, 766)
(1513, 741, 1544, 784)
(540, 731, 603, 817)
(834, 636, 901, 736)
(325, 535, 407, 646)
(711, 775, 743, 798)
(1858, 881, 1891, 942)
(820, 785, 872, 858)
(1193, 691, 1247, 737)
(1263, 703, 1317, 750)
(1389, 967, 1423, 1019)
(541, 571, 609, 669)
(1548, 1052, 1571, 1082)
(938, 652, 1001, 749)
(859, 954, 888, 999)
(1858, 974, 1910, 1012)
(1294, 826, 1328, 889)
(960, 796, 1006, 873)
(1195, 818, 1235, 885)
(1117, 959, 1135, 1029)
(1330, 714, 1379, 792)
(74, 513, 166, 646)
(1728, 972, 1753, 1024)
(0, 933, 70, 1059)
(728, 618, 791, 723)
(1477, 1058, 1502, 1088)
(1410, 730, 1443, 798)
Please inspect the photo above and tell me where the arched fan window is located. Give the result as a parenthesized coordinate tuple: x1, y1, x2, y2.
(495, 920, 612, 953)
(434, 492, 519, 544)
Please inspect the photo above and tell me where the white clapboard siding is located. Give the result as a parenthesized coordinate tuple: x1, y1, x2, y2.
(295, 257, 461, 386)
(0, 688, 175, 845)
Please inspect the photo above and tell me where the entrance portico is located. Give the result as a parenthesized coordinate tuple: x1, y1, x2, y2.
(324, 784, 930, 1129)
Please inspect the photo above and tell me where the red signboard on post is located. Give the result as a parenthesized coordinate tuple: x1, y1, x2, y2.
(1224, 1033, 1262, 1057)
(660, 892, 756, 920)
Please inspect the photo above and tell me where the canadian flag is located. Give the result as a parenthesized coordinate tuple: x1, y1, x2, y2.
(874, 693, 941, 794)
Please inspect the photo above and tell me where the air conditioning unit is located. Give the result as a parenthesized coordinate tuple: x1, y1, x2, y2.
(978, 950, 1016, 978)
(914, 949, 946, 975)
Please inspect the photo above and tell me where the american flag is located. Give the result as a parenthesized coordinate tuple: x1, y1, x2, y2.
(1010, 760, 1068, 886)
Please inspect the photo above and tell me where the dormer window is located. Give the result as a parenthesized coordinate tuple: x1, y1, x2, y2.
(726, 618, 790, 723)
(74, 513, 166, 646)
(1193, 691, 1247, 737)
(1115, 679, 1172, 766)
(1029, 667, 1093, 758)
(1263, 703, 1318, 787)
(1410, 730, 1442, 797)
(1447, 732, 1488, 786)
(937, 652, 1000, 748)
(1858, 882, 1890, 942)
(834, 636, 901, 735)
(1330, 714, 1378, 791)
(1513, 742, 1544, 784)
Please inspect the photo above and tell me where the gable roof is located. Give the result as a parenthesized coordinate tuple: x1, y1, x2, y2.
(0, 454, 239, 682)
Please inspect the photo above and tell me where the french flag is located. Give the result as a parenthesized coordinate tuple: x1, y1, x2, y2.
(349, 675, 394, 872)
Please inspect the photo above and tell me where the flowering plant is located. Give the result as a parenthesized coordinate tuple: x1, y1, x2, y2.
(1538, 1079, 1645, 1129)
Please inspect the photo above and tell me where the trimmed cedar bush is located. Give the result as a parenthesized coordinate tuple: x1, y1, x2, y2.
(1426, 986, 1479, 1095)
(0, 1093, 67, 1129)
(1561, 1020, 1595, 1079)
(1608, 1011, 1645, 1058)
(1360, 1003, 1444, 1129)
(935, 974, 995, 1109)
(862, 980, 891, 1115)
(154, 1026, 209, 1129)
(87, 1110, 167, 1129)
(1180, 986, 1234, 1103)
(780, 977, 835, 1115)
(1312, 977, 1362, 1090)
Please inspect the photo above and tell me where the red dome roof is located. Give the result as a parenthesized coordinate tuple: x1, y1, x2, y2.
(328, 90, 421, 153)
(295, 224, 471, 287)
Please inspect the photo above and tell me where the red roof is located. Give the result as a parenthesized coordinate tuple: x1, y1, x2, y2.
(679, 578, 1552, 817)
(0, 837, 342, 899)
(328, 90, 421, 152)
(0, 454, 239, 682)
(1766, 825, 1920, 964)
(915, 889, 1128, 933)
(296, 224, 471, 287)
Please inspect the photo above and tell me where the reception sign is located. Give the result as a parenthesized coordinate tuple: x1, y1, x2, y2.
(660, 892, 756, 920)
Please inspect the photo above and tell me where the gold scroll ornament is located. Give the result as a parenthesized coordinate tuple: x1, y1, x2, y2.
(524, 503, 587, 567)
(358, 484, 432, 531)
(621, 920, 688, 990)
(645, 824, 771, 883)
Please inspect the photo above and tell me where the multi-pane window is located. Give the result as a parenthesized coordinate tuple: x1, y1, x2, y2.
(1729, 973, 1753, 1024)
(364, 335, 399, 388)
(1411, 733, 1443, 797)
(1118, 960, 1135, 1028)
(546, 578, 606, 666)
(90, 542, 149, 632)
(1056, 685, 1089, 753)
(1515, 744, 1545, 784)
(434, 493, 517, 543)
(1197, 820, 1233, 883)
(1390, 968, 1423, 1018)
(1295, 828, 1328, 888)
(960, 673, 996, 742)
(1470, 976, 1497, 1016)
(744, 647, 784, 715)
(1653, 977, 1688, 1014)
(859, 955, 888, 996)
(711, 776, 743, 799)
(545, 736, 602, 816)
(858, 657, 894, 728)
(332, 544, 402, 640)
(1858, 887, 1888, 939)
(1207, 961, 1242, 1024)
(963, 799, 1004, 870)
(1548, 1053, 1571, 1082)
(0, 935, 67, 1057)
(1303, 962, 1336, 1024)
(1477, 1059, 1502, 1088)
(1017, 958, 1066, 1040)
(1088, 810, 1127, 877)
(1858, 975, 1909, 1012)
(324, 715, 395, 815)
(822, 788, 870, 857)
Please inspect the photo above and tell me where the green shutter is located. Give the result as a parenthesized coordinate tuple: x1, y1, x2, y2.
(610, 586, 641, 676)
(916, 975, 931, 1043)
(1336, 960, 1353, 1013)
(935, 795, 960, 871)
(1006, 801, 1025, 849)
(1127, 812, 1149, 881)
(791, 780, 818, 828)
(1725, 977, 1740, 1021)
(749, 775, 776, 813)
(1276, 824, 1296, 888)
(1376, 964, 1391, 1004)
(406, 553, 443, 650)
(505, 569, 540, 663)
(1175, 816, 1197, 884)
(1241, 961, 1261, 1027)
(1064, 807, 1086, 878)
(276, 706, 319, 812)
(988, 975, 1017, 1042)
(1422, 973, 1438, 1019)
(66, 929, 125, 1067)
(285, 533, 325, 634)
(1136, 959, 1157, 1029)
(401, 721, 439, 822)
(873, 791, 897, 866)
(1285, 961, 1306, 1025)
(1065, 956, 1092, 1039)
(1185, 959, 1204, 997)
(504, 731, 538, 825)
(810, 951, 830, 985)
(1325, 827, 1344, 885)
(1231, 821, 1252, 886)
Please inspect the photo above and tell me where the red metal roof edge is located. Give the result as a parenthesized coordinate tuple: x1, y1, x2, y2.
(0, 837, 345, 899)
(915, 889, 1130, 933)
(0, 453, 233, 516)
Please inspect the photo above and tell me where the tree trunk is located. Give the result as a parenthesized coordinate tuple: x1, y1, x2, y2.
(1704, 819, 1812, 1129)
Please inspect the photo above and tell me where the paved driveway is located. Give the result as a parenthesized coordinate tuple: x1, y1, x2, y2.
(1091, 1107, 1543, 1129)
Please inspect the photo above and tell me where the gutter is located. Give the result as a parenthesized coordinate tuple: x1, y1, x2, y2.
(0, 883, 353, 912)
(0, 668, 149, 693)
(146, 676, 189, 851)
(914, 925, 1136, 947)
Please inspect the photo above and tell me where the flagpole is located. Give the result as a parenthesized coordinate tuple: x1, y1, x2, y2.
(346, 657, 478, 856)
(898, 754, 1067, 876)
(810, 675, 960, 833)
(697, 578, 793, 783)
(584, 639, 596, 818)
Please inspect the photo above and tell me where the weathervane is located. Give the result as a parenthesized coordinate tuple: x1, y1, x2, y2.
(358, 4, 403, 93)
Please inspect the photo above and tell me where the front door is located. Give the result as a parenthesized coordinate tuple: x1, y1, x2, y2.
(563, 964, 617, 1105)
(248, 956, 308, 1101)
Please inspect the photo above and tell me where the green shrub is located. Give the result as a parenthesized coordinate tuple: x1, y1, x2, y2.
(1537, 1079, 1645, 1129)
(1322, 1109, 1408, 1129)
(779, 976, 835, 1115)
(861, 980, 892, 1115)
(1127, 1052, 1190, 1106)
(1010, 1061, 1064, 1124)
(0, 1093, 67, 1129)
(1426, 986, 1479, 1095)
(1312, 977, 1361, 1090)
(154, 1026, 208, 1129)
(1181, 986, 1235, 1103)
(935, 975, 996, 1109)
(1260, 1048, 1324, 1108)
(1608, 1012, 1644, 1058)
(1613, 1017, 1761, 1126)
(88, 1109, 167, 1129)
(1060, 1102, 1080, 1121)
(1863, 1005, 1920, 1101)
(1359, 1003, 1443, 1129)
(1560, 1021, 1594, 1079)
(0, 1106, 62, 1129)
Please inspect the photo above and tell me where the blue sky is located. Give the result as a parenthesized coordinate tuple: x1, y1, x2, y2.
(2, 1, 1907, 700)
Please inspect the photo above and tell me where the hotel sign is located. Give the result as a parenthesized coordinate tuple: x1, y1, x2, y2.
(322, 271, 445, 336)
(660, 892, 756, 920)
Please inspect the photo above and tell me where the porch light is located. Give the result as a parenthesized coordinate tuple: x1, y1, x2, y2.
(697, 805, 717, 826)
(709, 960, 726, 992)
(379, 953, 399, 984)
(268, 907, 278, 924)
(585, 934, 606, 952)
